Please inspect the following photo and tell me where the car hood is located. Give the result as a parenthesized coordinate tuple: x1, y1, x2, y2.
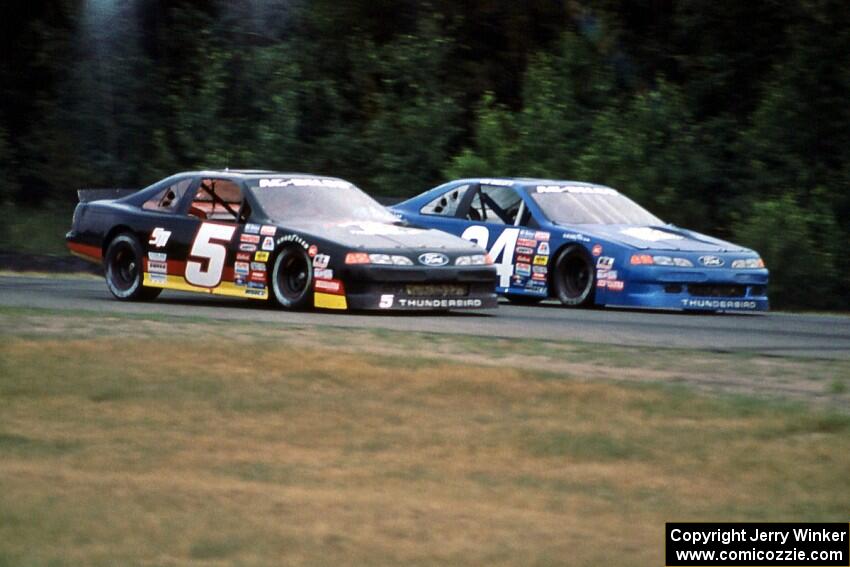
(275, 219, 482, 251)
(561, 224, 750, 253)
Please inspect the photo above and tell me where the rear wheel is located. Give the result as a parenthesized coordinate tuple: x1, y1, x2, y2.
(104, 233, 161, 301)
(551, 245, 595, 307)
(270, 246, 313, 310)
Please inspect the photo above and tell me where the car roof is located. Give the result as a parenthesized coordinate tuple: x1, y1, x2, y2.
(185, 170, 347, 181)
(455, 177, 617, 191)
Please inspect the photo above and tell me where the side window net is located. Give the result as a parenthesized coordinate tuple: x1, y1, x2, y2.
(188, 179, 243, 221)
(466, 185, 522, 225)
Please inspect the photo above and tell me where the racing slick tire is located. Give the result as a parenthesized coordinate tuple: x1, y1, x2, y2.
(270, 245, 313, 310)
(505, 294, 543, 305)
(104, 233, 161, 301)
(551, 244, 595, 307)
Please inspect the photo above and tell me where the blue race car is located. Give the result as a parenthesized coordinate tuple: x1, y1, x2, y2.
(391, 178, 769, 312)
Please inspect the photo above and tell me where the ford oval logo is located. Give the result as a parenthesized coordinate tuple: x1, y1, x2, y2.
(699, 255, 724, 267)
(418, 252, 449, 267)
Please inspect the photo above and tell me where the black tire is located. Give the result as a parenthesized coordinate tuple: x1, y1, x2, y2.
(551, 244, 595, 307)
(505, 294, 543, 305)
(270, 246, 313, 310)
(104, 233, 161, 301)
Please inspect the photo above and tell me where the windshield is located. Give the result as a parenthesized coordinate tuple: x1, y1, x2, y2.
(530, 185, 663, 225)
(249, 177, 398, 223)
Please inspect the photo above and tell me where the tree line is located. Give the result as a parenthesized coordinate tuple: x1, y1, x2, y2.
(0, 0, 847, 308)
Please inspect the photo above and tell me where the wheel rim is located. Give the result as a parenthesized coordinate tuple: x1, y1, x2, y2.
(110, 243, 138, 291)
(561, 254, 590, 299)
(277, 252, 309, 300)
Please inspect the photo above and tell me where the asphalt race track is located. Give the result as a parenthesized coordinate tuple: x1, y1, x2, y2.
(2, 275, 848, 359)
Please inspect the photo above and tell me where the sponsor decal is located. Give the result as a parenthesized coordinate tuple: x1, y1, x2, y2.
(517, 238, 537, 248)
(519, 229, 537, 240)
(148, 252, 167, 262)
(258, 177, 351, 189)
(235, 276, 247, 287)
(699, 255, 725, 267)
(532, 265, 547, 274)
(537, 242, 550, 255)
(532, 272, 547, 281)
(261, 236, 275, 251)
(515, 263, 531, 276)
(563, 233, 591, 242)
(533, 255, 548, 266)
(597, 269, 618, 280)
(597, 280, 606, 288)
(149, 273, 167, 284)
(244, 223, 260, 234)
(147, 261, 167, 274)
(535, 231, 550, 242)
(516, 254, 532, 264)
(315, 278, 344, 294)
(149, 227, 171, 248)
(239, 243, 257, 252)
(240, 234, 260, 244)
(260, 225, 276, 236)
(247, 281, 265, 290)
(596, 256, 615, 269)
(254, 251, 269, 262)
(516, 246, 534, 255)
(607, 280, 624, 291)
(250, 262, 266, 272)
(536, 185, 617, 195)
(681, 298, 758, 310)
(245, 288, 265, 296)
(418, 252, 449, 267)
(308, 245, 318, 257)
(250, 271, 267, 283)
(592, 244, 603, 256)
(397, 298, 483, 308)
(528, 279, 547, 288)
(314, 268, 333, 279)
(234, 261, 250, 275)
(313, 254, 330, 269)
(276, 234, 309, 249)
(620, 227, 682, 242)
(379, 294, 394, 309)
(236, 252, 251, 262)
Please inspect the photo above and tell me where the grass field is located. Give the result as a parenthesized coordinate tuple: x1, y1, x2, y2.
(1, 308, 849, 566)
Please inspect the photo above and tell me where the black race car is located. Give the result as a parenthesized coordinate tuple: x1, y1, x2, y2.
(66, 170, 498, 311)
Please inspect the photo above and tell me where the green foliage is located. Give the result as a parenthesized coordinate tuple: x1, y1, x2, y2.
(0, 126, 16, 206)
(733, 193, 842, 309)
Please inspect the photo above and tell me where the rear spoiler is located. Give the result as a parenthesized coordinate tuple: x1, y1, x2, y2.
(77, 188, 138, 203)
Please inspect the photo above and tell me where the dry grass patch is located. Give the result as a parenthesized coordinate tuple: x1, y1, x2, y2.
(1, 331, 849, 567)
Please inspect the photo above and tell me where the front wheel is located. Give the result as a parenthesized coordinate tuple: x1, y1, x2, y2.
(551, 244, 595, 307)
(270, 246, 313, 310)
(104, 233, 161, 301)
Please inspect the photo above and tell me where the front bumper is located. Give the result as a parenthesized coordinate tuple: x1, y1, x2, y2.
(598, 267, 769, 312)
(318, 264, 499, 311)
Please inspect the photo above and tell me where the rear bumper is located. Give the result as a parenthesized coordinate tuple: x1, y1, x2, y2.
(66, 231, 102, 263)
